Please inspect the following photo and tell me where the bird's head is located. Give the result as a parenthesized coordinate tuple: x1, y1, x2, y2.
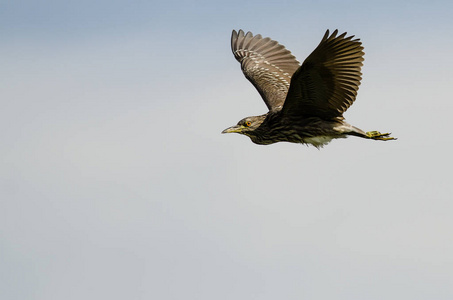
(221, 115, 266, 137)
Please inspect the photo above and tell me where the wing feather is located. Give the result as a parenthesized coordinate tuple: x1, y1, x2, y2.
(282, 30, 365, 118)
(231, 30, 300, 111)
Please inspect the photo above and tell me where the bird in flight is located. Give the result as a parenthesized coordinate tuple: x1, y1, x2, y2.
(222, 29, 396, 147)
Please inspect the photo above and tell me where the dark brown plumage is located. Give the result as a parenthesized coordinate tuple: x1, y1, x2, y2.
(222, 29, 395, 147)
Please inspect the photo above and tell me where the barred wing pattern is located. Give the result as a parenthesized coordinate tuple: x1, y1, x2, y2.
(282, 30, 364, 118)
(231, 30, 300, 111)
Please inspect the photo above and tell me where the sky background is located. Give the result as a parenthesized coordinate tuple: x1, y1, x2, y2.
(1, 0, 453, 299)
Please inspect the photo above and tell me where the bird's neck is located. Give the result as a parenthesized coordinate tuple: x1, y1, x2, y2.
(249, 111, 285, 145)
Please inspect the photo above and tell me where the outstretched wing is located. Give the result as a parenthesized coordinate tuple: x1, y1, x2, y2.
(231, 30, 300, 111)
(282, 30, 364, 118)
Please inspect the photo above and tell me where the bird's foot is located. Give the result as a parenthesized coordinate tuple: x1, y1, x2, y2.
(366, 131, 397, 141)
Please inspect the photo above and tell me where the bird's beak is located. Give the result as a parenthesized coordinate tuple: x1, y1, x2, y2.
(221, 125, 243, 134)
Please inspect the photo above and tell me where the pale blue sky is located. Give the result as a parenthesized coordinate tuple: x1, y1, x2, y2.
(1, 1, 453, 299)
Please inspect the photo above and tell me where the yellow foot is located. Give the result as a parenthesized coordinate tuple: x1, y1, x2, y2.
(366, 131, 397, 141)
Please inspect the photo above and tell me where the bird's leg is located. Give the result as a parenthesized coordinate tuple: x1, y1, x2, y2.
(366, 131, 397, 141)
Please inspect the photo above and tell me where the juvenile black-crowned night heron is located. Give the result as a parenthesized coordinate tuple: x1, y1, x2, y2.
(222, 29, 396, 147)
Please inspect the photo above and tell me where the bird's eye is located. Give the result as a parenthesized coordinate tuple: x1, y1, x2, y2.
(245, 121, 251, 127)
